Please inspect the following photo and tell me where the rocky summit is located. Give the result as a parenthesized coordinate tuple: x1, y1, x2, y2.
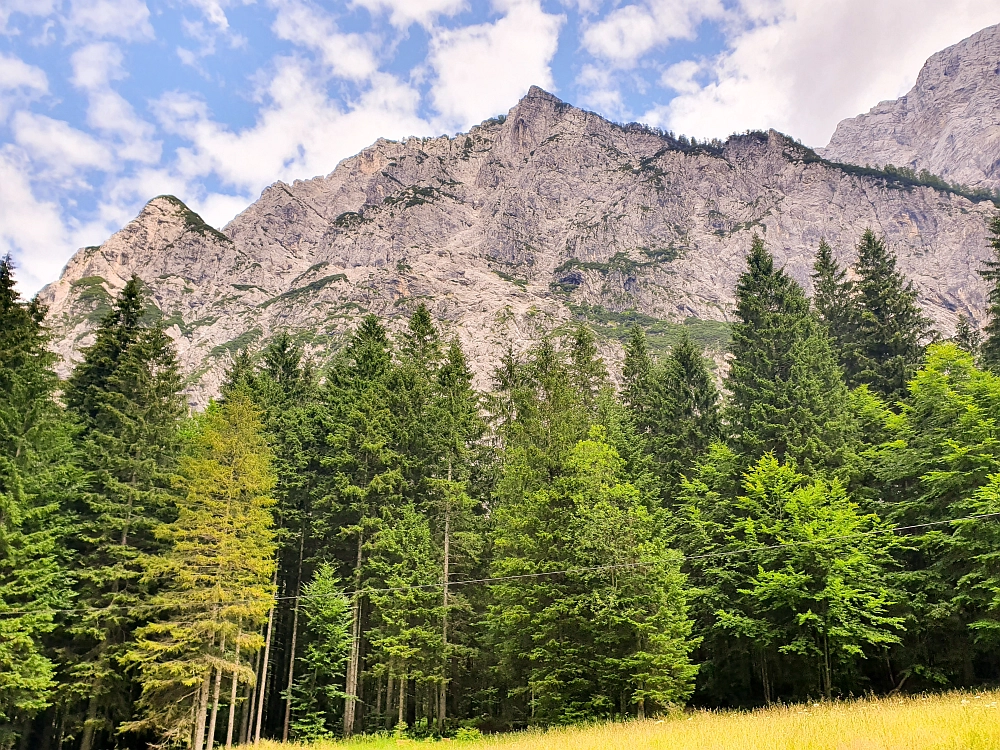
(41, 84, 997, 405)
(823, 23, 1000, 192)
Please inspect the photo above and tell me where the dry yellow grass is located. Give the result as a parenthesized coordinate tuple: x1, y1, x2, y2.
(259, 690, 1000, 750)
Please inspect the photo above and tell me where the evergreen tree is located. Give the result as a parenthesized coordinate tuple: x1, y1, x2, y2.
(565, 323, 608, 407)
(845, 229, 931, 402)
(645, 332, 720, 494)
(122, 389, 277, 748)
(977, 214, 1000, 370)
(953, 315, 982, 357)
(0, 258, 78, 748)
(63, 277, 185, 750)
(621, 325, 653, 417)
(725, 236, 851, 474)
(811, 239, 854, 361)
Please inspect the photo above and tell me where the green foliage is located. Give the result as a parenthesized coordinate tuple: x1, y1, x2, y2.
(978, 215, 1000, 370)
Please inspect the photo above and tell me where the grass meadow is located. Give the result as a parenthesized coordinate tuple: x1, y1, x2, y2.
(260, 689, 1000, 750)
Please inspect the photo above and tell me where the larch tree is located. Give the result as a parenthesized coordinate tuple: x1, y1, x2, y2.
(122, 388, 277, 749)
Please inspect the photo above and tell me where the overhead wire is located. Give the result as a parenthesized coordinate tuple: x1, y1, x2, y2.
(3, 510, 999, 619)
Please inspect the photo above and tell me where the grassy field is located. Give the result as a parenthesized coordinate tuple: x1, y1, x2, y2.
(259, 690, 1000, 750)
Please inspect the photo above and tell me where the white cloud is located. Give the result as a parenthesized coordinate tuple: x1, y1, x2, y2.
(65, 0, 154, 41)
(271, 1, 379, 81)
(70, 43, 161, 164)
(0, 0, 57, 30)
(12, 111, 113, 178)
(351, 0, 467, 29)
(0, 53, 47, 120)
(427, 0, 564, 129)
(153, 58, 429, 192)
(651, 0, 1000, 146)
(0, 148, 73, 296)
(582, 0, 724, 65)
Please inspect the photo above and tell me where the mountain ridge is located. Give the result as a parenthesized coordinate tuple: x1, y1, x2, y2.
(40, 85, 997, 405)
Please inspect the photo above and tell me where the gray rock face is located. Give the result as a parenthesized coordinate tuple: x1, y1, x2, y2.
(823, 23, 1000, 192)
(41, 87, 997, 405)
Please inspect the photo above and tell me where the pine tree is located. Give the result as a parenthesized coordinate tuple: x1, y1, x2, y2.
(953, 315, 982, 356)
(645, 331, 720, 494)
(63, 277, 185, 750)
(725, 236, 851, 474)
(977, 214, 1000, 369)
(122, 388, 277, 748)
(845, 229, 932, 402)
(811, 239, 854, 361)
(0, 257, 78, 748)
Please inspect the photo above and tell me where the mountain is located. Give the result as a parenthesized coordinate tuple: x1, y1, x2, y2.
(823, 23, 1000, 192)
(40, 86, 997, 405)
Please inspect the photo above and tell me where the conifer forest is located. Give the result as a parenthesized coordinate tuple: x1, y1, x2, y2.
(6, 218, 1000, 749)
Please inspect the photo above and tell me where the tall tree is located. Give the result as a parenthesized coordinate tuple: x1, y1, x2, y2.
(621, 325, 653, 418)
(645, 331, 720, 494)
(0, 258, 78, 748)
(63, 276, 185, 750)
(978, 214, 1000, 369)
(725, 236, 851, 474)
(845, 229, 932, 402)
(122, 389, 277, 748)
(811, 239, 854, 361)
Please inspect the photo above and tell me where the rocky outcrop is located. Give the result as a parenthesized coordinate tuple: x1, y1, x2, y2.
(41, 87, 997, 405)
(823, 23, 1000, 192)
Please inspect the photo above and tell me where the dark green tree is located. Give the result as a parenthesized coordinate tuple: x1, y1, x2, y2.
(63, 277, 184, 750)
(978, 215, 1000, 369)
(953, 315, 982, 357)
(0, 258, 78, 748)
(725, 236, 851, 474)
(845, 229, 932, 402)
(811, 239, 854, 361)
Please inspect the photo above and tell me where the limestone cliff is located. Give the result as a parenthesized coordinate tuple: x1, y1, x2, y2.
(41, 87, 997, 405)
(823, 23, 1000, 192)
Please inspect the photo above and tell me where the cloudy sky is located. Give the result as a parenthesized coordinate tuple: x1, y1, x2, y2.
(2, 0, 997, 295)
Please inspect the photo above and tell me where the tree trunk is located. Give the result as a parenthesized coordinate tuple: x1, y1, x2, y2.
(78, 692, 99, 750)
(343, 531, 364, 737)
(240, 648, 258, 745)
(397, 673, 406, 729)
(225, 639, 241, 749)
(193, 675, 211, 750)
(438, 463, 451, 734)
(254, 586, 277, 746)
(386, 676, 395, 730)
(823, 634, 832, 701)
(206, 634, 226, 750)
(282, 529, 306, 742)
(637, 697, 645, 720)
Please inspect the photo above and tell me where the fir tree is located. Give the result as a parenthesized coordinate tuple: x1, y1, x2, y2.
(0, 258, 78, 748)
(845, 229, 932, 402)
(811, 239, 854, 361)
(645, 332, 720, 494)
(725, 236, 851, 474)
(953, 315, 982, 357)
(566, 323, 608, 407)
(63, 277, 185, 750)
(621, 325, 654, 423)
(977, 214, 1000, 369)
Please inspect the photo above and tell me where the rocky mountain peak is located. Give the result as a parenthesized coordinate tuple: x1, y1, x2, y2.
(823, 23, 1000, 191)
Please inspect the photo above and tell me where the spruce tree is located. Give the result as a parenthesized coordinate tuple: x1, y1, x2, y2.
(811, 239, 854, 361)
(978, 214, 1000, 369)
(725, 236, 851, 474)
(566, 323, 608, 407)
(953, 315, 982, 356)
(645, 331, 720, 494)
(621, 325, 654, 422)
(0, 258, 78, 747)
(845, 229, 931, 402)
(63, 277, 185, 750)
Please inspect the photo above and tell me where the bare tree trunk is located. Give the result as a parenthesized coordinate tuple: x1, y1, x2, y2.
(438, 462, 451, 734)
(343, 532, 364, 737)
(206, 635, 226, 750)
(282, 530, 306, 742)
(254, 581, 277, 746)
(79, 692, 99, 750)
(225, 639, 241, 749)
(239, 648, 257, 746)
(386, 675, 395, 730)
(397, 673, 406, 728)
(193, 675, 211, 750)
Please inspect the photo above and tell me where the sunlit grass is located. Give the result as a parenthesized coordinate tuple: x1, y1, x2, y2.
(259, 689, 1000, 749)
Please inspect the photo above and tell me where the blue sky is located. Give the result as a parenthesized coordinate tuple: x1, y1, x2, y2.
(1, 0, 997, 294)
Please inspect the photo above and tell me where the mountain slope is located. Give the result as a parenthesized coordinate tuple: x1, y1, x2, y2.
(41, 87, 996, 405)
(823, 23, 1000, 192)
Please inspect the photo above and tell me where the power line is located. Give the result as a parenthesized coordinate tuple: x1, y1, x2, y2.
(3, 511, 998, 619)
